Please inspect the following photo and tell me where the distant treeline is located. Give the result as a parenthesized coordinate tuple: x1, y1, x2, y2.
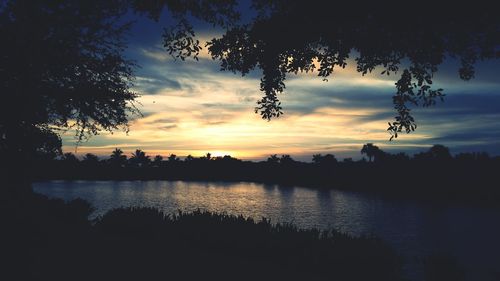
(32, 144, 500, 203)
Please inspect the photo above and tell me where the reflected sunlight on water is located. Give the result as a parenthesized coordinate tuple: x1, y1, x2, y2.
(33, 180, 500, 281)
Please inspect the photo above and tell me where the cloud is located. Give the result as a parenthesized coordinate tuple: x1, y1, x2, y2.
(160, 124, 178, 130)
(133, 75, 182, 94)
(61, 25, 500, 160)
(141, 48, 171, 62)
(204, 121, 227, 126)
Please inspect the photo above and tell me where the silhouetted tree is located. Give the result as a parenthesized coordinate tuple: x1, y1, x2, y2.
(279, 155, 295, 165)
(413, 145, 452, 161)
(156, 1, 500, 138)
(168, 154, 180, 162)
(267, 154, 280, 164)
(343, 158, 353, 163)
(0, 0, 245, 191)
(455, 152, 490, 162)
(82, 153, 100, 166)
(361, 143, 380, 162)
(30, 129, 63, 162)
(204, 153, 212, 161)
(428, 145, 452, 161)
(390, 152, 410, 162)
(312, 154, 337, 165)
(0, 0, 138, 166)
(216, 155, 240, 163)
(109, 148, 127, 167)
(475, 152, 490, 161)
(153, 155, 164, 167)
(184, 155, 194, 162)
(61, 152, 79, 164)
(130, 149, 150, 167)
(455, 153, 475, 162)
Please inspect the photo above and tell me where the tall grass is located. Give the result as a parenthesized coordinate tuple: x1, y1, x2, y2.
(94, 207, 404, 280)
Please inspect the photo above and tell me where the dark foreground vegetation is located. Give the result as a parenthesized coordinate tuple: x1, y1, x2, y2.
(33, 144, 500, 204)
(1, 192, 410, 281)
(3, 192, 477, 281)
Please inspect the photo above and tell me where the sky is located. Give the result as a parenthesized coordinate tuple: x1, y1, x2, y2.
(61, 10, 500, 161)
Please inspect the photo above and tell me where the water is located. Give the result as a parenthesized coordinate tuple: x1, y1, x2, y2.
(33, 180, 500, 280)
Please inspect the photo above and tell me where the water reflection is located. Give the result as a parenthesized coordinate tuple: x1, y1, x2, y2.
(33, 180, 500, 281)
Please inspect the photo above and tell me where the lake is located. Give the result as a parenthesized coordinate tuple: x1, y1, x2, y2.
(33, 180, 500, 280)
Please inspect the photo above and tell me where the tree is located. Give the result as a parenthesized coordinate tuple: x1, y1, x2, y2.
(130, 149, 150, 167)
(361, 143, 380, 162)
(279, 154, 295, 165)
(389, 152, 410, 162)
(215, 155, 240, 163)
(428, 145, 452, 161)
(160, 1, 500, 139)
(82, 153, 99, 166)
(312, 154, 322, 164)
(312, 154, 337, 166)
(153, 155, 164, 167)
(0, 0, 140, 161)
(0, 0, 244, 191)
(204, 153, 212, 161)
(168, 154, 180, 162)
(184, 155, 194, 162)
(267, 154, 280, 164)
(343, 158, 353, 163)
(62, 152, 79, 164)
(413, 145, 452, 161)
(109, 148, 127, 167)
(455, 152, 489, 162)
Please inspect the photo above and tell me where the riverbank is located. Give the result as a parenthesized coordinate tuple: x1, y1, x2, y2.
(32, 159, 500, 205)
(3, 192, 408, 281)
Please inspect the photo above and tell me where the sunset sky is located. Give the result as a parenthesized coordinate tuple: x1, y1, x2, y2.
(62, 11, 500, 161)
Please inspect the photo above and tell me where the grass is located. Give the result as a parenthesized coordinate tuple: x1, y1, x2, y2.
(2, 191, 466, 281)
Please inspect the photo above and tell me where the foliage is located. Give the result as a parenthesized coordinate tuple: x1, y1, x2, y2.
(312, 154, 337, 165)
(129, 149, 150, 167)
(82, 153, 100, 166)
(4, 192, 404, 280)
(62, 152, 79, 163)
(109, 148, 127, 167)
(30, 144, 500, 203)
(0, 0, 139, 158)
(168, 153, 180, 162)
(152, 155, 163, 167)
(361, 143, 382, 162)
(159, 1, 500, 139)
(94, 207, 403, 281)
(134, 0, 240, 62)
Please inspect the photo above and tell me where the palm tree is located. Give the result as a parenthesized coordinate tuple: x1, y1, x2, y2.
(361, 143, 379, 162)
(130, 149, 150, 167)
(82, 153, 99, 167)
(168, 154, 179, 162)
(153, 155, 163, 167)
(267, 154, 280, 164)
(109, 148, 127, 167)
(312, 154, 337, 165)
(280, 155, 294, 165)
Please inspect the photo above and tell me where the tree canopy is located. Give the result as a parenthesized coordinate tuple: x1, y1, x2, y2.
(0, 0, 140, 158)
(160, 1, 500, 139)
(0, 0, 245, 161)
(2, 0, 499, 162)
